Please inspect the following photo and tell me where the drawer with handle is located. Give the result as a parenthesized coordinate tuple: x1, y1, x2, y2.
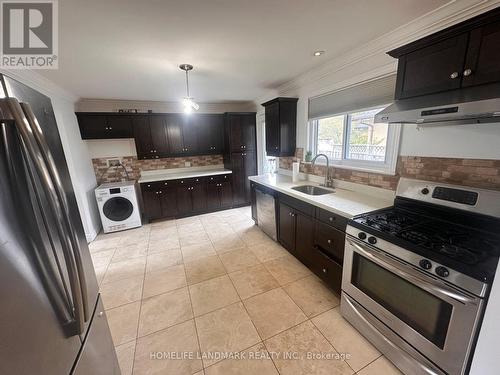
(317, 208, 348, 231)
(314, 221, 346, 262)
(310, 245, 343, 294)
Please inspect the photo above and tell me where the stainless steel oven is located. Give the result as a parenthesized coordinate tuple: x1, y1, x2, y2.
(342, 236, 485, 375)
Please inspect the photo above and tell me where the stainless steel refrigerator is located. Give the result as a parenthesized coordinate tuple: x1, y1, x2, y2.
(0, 74, 120, 374)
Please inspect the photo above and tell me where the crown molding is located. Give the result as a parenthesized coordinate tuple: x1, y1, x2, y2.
(0, 69, 78, 103)
(256, 0, 500, 101)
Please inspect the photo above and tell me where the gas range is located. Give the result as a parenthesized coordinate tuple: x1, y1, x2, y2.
(341, 178, 500, 375)
(348, 179, 500, 293)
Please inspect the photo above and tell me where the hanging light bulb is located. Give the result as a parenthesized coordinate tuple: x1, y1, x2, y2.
(179, 64, 199, 114)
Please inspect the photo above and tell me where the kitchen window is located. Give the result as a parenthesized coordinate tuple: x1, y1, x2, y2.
(309, 106, 400, 174)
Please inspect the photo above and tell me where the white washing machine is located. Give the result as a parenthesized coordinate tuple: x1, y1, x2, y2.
(95, 181, 142, 233)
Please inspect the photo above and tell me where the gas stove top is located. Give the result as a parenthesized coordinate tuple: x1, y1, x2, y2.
(348, 179, 500, 284)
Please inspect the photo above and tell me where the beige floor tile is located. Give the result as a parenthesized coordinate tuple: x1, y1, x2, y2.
(195, 302, 261, 367)
(229, 264, 279, 300)
(149, 225, 178, 239)
(219, 248, 260, 273)
(176, 216, 202, 225)
(284, 275, 339, 317)
(151, 219, 177, 228)
(91, 249, 115, 268)
(263, 255, 311, 285)
(120, 231, 150, 246)
(148, 237, 180, 254)
(134, 320, 202, 375)
(312, 307, 380, 372)
(264, 320, 353, 375)
(180, 233, 211, 248)
(111, 242, 148, 263)
(240, 227, 269, 246)
(211, 234, 246, 254)
(89, 236, 121, 253)
(146, 249, 183, 273)
(357, 356, 402, 375)
(100, 276, 144, 310)
(107, 302, 141, 346)
(243, 288, 306, 339)
(178, 221, 205, 236)
(94, 265, 108, 286)
(204, 343, 278, 375)
(248, 242, 288, 263)
(181, 243, 217, 263)
(138, 287, 193, 337)
(143, 264, 187, 298)
(185, 255, 227, 285)
(115, 340, 135, 375)
(189, 275, 240, 316)
(103, 257, 146, 284)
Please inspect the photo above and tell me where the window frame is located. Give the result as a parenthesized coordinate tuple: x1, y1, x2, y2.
(308, 104, 401, 175)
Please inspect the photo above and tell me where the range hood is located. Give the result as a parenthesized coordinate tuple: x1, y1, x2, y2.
(375, 89, 500, 125)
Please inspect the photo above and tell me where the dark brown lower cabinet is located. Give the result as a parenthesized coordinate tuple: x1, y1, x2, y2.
(278, 202, 296, 253)
(141, 175, 232, 222)
(275, 192, 347, 294)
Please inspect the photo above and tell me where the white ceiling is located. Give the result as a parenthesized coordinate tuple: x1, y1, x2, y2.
(39, 0, 448, 103)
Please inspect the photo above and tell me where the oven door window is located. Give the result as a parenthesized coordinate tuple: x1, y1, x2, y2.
(103, 197, 134, 222)
(351, 253, 452, 349)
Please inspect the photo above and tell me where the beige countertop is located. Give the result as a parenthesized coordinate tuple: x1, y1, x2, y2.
(139, 165, 232, 183)
(249, 173, 394, 218)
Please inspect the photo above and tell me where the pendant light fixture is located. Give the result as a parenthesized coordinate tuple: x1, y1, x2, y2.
(179, 64, 199, 114)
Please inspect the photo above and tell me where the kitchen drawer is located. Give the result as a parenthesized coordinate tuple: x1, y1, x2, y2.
(309, 246, 343, 294)
(315, 221, 345, 263)
(178, 176, 205, 186)
(317, 208, 348, 231)
(279, 193, 315, 217)
(206, 174, 231, 183)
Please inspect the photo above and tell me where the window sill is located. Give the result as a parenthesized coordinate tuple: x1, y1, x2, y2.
(302, 160, 397, 176)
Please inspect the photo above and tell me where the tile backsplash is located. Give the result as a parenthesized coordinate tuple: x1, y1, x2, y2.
(279, 148, 500, 191)
(93, 154, 223, 184)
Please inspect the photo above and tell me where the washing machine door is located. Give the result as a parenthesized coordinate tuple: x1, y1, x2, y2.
(103, 196, 134, 222)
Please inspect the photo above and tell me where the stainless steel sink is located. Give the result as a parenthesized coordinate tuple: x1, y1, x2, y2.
(291, 185, 334, 195)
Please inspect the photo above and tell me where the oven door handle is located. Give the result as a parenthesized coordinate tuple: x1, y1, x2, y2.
(348, 239, 477, 305)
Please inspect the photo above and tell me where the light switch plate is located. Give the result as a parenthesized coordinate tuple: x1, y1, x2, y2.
(184, 161, 191, 167)
(107, 158, 121, 167)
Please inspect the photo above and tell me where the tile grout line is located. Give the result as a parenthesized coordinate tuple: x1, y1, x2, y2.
(129, 228, 152, 375)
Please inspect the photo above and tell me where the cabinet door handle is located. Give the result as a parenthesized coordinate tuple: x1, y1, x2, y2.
(463, 68, 472, 77)
(450, 71, 459, 79)
(322, 268, 327, 274)
(327, 239, 332, 244)
(109, 126, 112, 130)
(329, 216, 335, 222)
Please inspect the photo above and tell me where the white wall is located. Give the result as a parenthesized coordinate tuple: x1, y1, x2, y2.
(252, 2, 500, 373)
(1, 70, 101, 241)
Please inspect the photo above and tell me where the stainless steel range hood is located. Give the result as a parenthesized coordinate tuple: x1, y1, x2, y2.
(375, 89, 500, 125)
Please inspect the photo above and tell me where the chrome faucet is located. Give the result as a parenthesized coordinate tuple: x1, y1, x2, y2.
(311, 153, 332, 187)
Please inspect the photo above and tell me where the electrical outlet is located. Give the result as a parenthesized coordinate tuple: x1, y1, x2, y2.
(107, 158, 121, 167)
(184, 161, 191, 167)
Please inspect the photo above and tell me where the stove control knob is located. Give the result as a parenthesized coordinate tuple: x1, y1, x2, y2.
(368, 236, 377, 245)
(421, 188, 430, 195)
(435, 266, 450, 278)
(419, 259, 432, 270)
(358, 232, 367, 240)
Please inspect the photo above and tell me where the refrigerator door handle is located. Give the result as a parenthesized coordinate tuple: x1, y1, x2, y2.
(20, 102, 90, 323)
(1, 98, 86, 334)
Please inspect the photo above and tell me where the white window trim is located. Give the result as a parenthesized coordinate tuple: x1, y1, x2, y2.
(308, 105, 401, 175)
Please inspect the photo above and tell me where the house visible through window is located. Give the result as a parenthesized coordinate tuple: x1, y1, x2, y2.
(310, 106, 400, 174)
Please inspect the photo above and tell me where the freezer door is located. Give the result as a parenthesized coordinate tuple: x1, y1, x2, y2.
(73, 296, 121, 375)
(0, 122, 82, 373)
(1, 74, 99, 335)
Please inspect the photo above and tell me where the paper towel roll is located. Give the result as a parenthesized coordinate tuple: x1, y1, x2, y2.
(292, 162, 300, 182)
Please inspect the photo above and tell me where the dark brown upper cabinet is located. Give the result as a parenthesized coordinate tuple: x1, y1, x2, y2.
(389, 7, 500, 100)
(261, 97, 298, 157)
(226, 113, 256, 152)
(76, 113, 133, 139)
(196, 114, 224, 154)
(133, 115, 169, 160)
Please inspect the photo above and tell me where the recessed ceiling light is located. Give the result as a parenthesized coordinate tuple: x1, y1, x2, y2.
(313, 50, 325, 57)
